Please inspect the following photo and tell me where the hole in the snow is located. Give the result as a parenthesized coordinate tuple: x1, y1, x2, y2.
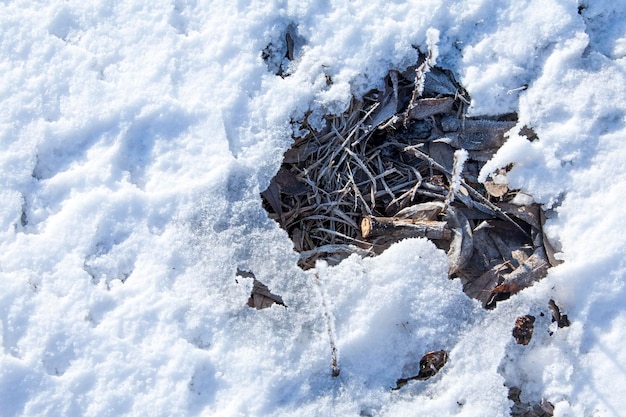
(262, 23, 306, 78)
(262, 49, 561, 308)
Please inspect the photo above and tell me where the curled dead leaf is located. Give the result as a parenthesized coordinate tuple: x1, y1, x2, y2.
(548, 299, 570, 328)
(394, 350, 449, 390)
(512, 315, 535, 345)
(236, 269, 286, 310)
(446, 207, 473, 275)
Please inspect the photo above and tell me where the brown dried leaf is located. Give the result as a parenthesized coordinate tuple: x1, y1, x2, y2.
(499, 202, 542, 230)
(471, 222, 505, 269)
(247, 279, 286, 309)
(512, 315, 535, 345)
(237, 269, 286, 310)
(275, 166, 308, 195)
(427, 141, 456, 172)
(509, 386, 554, 417)
(423, 67, 461, 97)
(488, 230, 526, 269)
(261, 179, 284, 225)
(248, 279, 286, 309)
(463, 265, 506, 307)
(417, 350, 448, 379)
(493, 246, 549, 297)
(548, 299, 570, 328)
(285, 31, 295, 61)
(540, 209, 563, 267)
(394, 350, 448, 389)
(283, 142, 316, 163)
(446, 208, 473, 274)
(291, 227, 304, 252)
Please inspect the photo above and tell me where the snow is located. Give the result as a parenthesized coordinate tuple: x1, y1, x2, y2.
(1, 1, 625, 416)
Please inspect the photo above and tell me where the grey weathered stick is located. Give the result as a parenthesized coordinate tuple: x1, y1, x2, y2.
(361, 216, 451, 240)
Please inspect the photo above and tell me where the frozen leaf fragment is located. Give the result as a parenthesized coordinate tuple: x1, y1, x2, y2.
(509, 386, 554, 417)
(484, 180, 508, 198)
(236, 269, 285, 310)
(285, 31, 295, 61)
(274, 166, 308, 196)
(512, 315, 535, 345)
(407, 97, 455, 120)
(247, 280, 286, 309)
(463, 265, 506, 307)
(260, 179, 284, 225)
(394, 350, 448, 389)
(491, 246, 549, 299)
(548, 299, 570, 328)
(417, 349, 449, 379)
(445, 207, 473, 274)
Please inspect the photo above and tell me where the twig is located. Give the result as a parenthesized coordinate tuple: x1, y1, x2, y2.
(361, 216, 451, 240)
(403, 145, 529, 236)
(313, 272, 340, 377)
(443, 149, 469, 212)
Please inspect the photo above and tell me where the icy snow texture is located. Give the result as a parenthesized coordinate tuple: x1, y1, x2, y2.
(1, 0, 626, 416)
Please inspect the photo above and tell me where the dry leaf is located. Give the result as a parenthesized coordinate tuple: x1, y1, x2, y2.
(236, 269, 286, 310)
(463, 265, 506, 307)
(247, 280, 286, 309)
(285, 31, 295, 61)
(548, 299, 570, 328)
(499, 202, 542, 230)
(437, 119, 515, 150)
(261, 179, 284, 225)
(493, 246, 549, 298)
(484, 180, 508, 198)
(512, 315, 535, 345)
(446, 207, 473, 274)
(394, 350, 448, 389)
(395, 201, 444, 221)
(275, 167, 308, 196)
(368, 71, 401, 129)
(283, 142, 316, 163)
(509, 387, 554, 417)
(427, 141, 456, 172)
(417, 350, 449, 379)
(408, 97, 455, 120)
(423, 67, 461, 97)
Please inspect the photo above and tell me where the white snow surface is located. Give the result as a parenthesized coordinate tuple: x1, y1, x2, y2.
(1, 0, 625, 416)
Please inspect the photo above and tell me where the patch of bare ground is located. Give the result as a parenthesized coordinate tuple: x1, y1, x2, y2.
(258, 48, 568, 408)
(261, 51, 561, 309)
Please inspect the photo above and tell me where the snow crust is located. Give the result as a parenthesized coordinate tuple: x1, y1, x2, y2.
(1, 0, 626, 416)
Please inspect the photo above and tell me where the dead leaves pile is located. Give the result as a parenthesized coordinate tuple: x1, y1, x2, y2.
(261, 52, 562, 308)
(257, 50, 570, 403)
